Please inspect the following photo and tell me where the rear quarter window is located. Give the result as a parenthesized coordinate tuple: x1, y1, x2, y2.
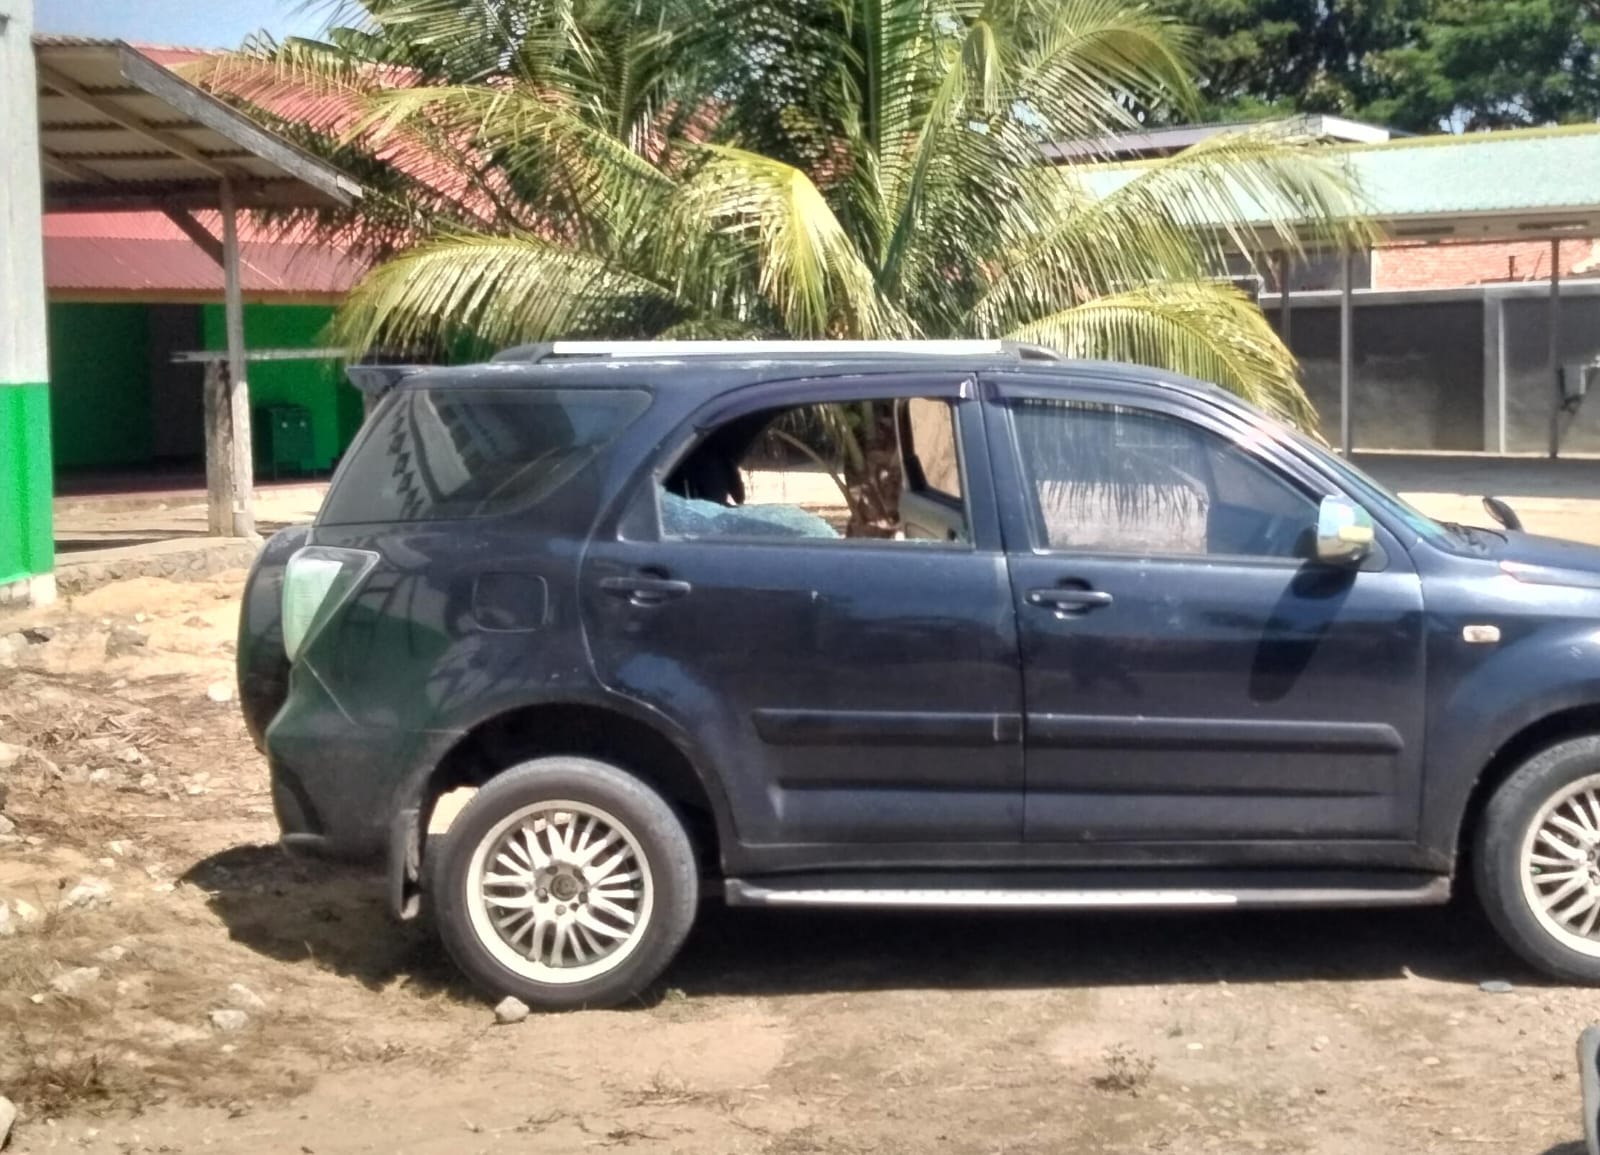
(320, 387, 649, 525)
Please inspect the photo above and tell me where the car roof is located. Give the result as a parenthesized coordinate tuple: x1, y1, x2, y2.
(351, 341, 1253, 424)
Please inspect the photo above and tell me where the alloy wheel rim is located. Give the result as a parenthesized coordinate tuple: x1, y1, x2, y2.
(465, 800, 654, 984)
(1520, 772, 1600, 958)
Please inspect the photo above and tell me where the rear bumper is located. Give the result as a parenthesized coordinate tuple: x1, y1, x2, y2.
(265, 662, 460, 866)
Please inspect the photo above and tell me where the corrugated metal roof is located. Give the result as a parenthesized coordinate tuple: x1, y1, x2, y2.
(34, 38, 361, 212)
(1075, 124, 1600, 241)
(43, 211, 363, 296)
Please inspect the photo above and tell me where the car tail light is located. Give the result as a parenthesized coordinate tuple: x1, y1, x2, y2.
(282, 547, 378, 661)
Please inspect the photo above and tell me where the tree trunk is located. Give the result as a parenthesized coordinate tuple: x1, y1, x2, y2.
(842, 402, 902, 538)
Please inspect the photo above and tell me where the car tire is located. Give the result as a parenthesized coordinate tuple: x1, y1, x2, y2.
(1476, 736, 1600, 984)
(429, 756, 698, 1010)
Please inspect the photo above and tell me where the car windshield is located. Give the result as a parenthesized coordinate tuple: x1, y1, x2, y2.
(1278, 426, 1452, 545)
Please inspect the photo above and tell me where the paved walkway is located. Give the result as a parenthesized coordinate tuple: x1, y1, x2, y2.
(49, 484, 327, 594)
(1356, 452, 1600, 544)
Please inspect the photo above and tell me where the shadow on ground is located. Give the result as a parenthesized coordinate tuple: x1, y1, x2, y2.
(188, 843, 1532, 1002)
(182, 845, 466, 997)
(669, 894, 1525, 997)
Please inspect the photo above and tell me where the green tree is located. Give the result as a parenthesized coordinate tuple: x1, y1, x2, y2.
(1368, 0, 1600, 130)
(1157, 0, 1600, 132)
(202, 0, 1370, 524)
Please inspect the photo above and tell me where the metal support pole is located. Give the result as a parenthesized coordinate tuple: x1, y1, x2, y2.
(1549, 238, 1563, 459)
(1277, 250, 1292, 347)
(1495, 296, 1508, 454)
(219, 178, 255, 536)
(1339, 251, 1353, 456)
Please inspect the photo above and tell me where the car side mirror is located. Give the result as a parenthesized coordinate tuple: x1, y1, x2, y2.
(1315, 495, 1375, 566)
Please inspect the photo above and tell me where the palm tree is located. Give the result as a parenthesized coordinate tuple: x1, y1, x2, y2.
(200, 0, 1372, 528)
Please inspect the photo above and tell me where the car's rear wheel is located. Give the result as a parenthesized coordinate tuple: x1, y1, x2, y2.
(430, 756, 698, 1010)
(1476, 736, 1600, 983)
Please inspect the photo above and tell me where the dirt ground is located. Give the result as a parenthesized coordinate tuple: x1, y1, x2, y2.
(4, 487, 1600, 1153)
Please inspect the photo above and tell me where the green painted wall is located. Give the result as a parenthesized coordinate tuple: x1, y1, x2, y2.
(41, 302, 359, 477)
(202, 304, 354, 472)
(0, 383, 54, 585)
(47, 304, 153, 469)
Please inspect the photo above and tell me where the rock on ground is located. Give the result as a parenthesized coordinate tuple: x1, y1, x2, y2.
(206, 681, 235, 703)
(493, 996, 530, 1025)
(209, 1009, 250, 1032)
(105, 623, 149, 657)
(228, 982, 267, 1011)
(49, 966, 102, 996)
(63, 877, 114, 909)
(0, 742, 23, 770)
(0, 1094, 15, 1148)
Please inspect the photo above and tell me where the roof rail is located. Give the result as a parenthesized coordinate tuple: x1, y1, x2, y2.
(490, 342, 557, 363)
(1001, 341, 1064, 362)
(346, 364, 421, 396)
(489, 338, 1064, 363)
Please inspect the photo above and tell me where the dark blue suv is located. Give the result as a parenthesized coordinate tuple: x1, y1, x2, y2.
(239, 340, 1600, 1008)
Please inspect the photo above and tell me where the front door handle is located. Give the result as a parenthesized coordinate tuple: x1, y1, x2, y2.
(600, 575, 693, 606)
(1026, 587, 1113, 612)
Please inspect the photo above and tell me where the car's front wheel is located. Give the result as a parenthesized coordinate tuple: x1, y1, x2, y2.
(430, 756, 699, 1010)
(1476, 736, 1600, 983)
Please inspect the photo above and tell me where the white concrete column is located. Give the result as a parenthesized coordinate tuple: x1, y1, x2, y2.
(0, 0, 56, 605)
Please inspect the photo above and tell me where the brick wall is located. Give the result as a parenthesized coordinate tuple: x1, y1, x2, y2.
(1374, 238, 1600, 290)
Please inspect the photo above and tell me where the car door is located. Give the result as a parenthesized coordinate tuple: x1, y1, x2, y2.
(580, 374, 1024, 860)
(985, 375, 1427, 851)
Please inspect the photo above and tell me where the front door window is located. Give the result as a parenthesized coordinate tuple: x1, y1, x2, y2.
(1011, 398, 1320, 560)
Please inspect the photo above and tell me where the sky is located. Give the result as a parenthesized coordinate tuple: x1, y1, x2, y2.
(34, 0, 329, 49)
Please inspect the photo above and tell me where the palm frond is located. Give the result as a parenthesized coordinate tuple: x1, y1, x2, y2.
(1007, 282, 1317, 428)
(332, 230, 682, 354)
(1007, 0, 1197, 143)
(974, 125, 1374, 334)
(183, 34, 390, 121)
(1078, 126, 1379, 268)
(680, 145, 910, 338)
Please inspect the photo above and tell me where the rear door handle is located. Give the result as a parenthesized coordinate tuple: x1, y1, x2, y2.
(600, 575, 693, 606)
(1026, 587, 1114, 612)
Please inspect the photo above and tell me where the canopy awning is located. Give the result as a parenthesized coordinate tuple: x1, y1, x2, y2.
(31, 37, 364, 539)
(35, 37, 360, 213)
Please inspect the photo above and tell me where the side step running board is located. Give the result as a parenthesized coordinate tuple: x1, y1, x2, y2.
(723, 875, 1451, 911)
